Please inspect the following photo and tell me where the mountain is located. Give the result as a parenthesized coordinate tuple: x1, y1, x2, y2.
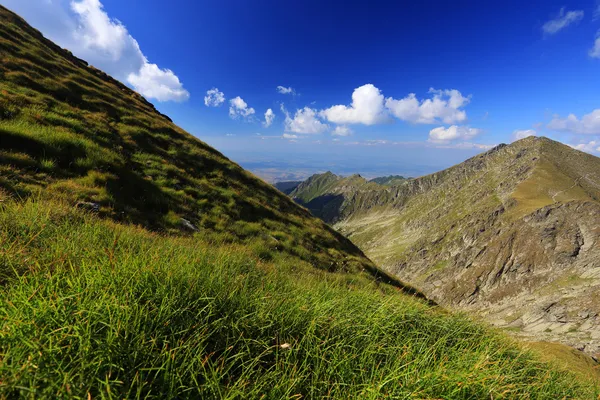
(292, 137, 600, 356)
(289, 172, 402, 223)
(0, 5, 378, 275)
(0, 6, 598, 397)
(273, 180, 302, 194)
(370, 175, 410, 185)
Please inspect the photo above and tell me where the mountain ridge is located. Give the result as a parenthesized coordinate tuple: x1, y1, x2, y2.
(290, 136, 600, 356)
(1, 5, 599, 396)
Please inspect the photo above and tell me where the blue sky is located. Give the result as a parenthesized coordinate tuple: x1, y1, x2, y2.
(3, 0, 600, 181)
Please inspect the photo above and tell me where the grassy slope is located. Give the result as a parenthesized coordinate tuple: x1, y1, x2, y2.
(0, 6, 370, 274)
(1, 200, 597, 398)
(0, 5, 597, 398)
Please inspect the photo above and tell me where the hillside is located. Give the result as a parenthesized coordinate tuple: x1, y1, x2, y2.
(370, 175, 410, 186)
(294, 137, 600, 357)
(289, 172, 396, 223)
(273, 180, 302, 195)
(0, 5, 376, 274)
(0, 5, 598, 398)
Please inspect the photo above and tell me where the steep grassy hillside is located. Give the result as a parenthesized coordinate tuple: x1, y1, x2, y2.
(1, 199, 597, 398)
(297, 137, 600, 357)
(0, 5, 598, 398)
(0, 5, 373, 273)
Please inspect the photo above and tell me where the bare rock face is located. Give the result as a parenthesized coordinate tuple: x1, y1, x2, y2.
(294, 136, 600, 357)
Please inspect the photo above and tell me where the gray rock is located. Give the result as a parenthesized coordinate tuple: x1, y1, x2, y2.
(180, 218, 199, 232)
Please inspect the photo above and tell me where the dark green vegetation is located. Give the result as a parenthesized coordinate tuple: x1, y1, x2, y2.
(0, 5, 598, 398)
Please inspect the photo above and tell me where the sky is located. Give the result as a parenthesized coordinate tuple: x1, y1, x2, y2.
(3, 0, 600, 181)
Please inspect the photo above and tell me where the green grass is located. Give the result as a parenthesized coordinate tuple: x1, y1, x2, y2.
(0, 199, 597, 399)
(0, 5, 372, 274)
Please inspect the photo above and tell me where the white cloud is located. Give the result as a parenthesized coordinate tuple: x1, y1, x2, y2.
(386, 88, 470, 124)
(590, 31, 600, 58)
(542, 8, 584, 35)
(229, 96, 255, 119)
(571, 140, 600, 153)
(320, 84, 389, 125)
(547, 109, 600, 134)
(512, 129, 536, 141)
(2, 0, 188, 102)
(332, 126, 352, 136)
(283, 133, 298, 139)
(281, 105, 328, 134)
(277, 86, 296, 95)
(204, 88, 225, 107)
(263, 108, 275, 127)
(225, 133, 235, 136)
(428, 125, 482, 143)
(127, 62, 189, 102)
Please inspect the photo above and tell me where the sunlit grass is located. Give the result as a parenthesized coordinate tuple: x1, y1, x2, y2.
(0, 199, 597, 399)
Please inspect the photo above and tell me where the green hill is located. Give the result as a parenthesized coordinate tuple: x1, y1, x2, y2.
(0, 6, 374, 274)
(0, 5, 597, 398)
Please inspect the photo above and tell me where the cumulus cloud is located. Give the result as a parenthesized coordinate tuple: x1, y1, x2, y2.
(547, 109, 600, 134)
(386, 88, 470, 124)
(281, 105, 328, 134)
(332, 126, 352, 136)
(542, 8, 584, 35)
(263, 108, 275, 127)
(3, 0, 189, 102)
(320, 84, 389, 125)
(512, 129, 537, 141)
(204, 88, 225, 107)
(128, 63, 189, 102)
(277, 86, 296, 95)
(571, 140, 600, 153)
(229, 96, 255, 119)
(428, 125, 482, 143)
(590, 31, 600, 58)
(283, 133, 298, 139)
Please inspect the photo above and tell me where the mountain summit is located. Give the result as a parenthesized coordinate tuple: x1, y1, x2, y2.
(292, 136, 600, 356)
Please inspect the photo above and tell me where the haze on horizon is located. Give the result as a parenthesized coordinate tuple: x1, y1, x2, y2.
(4, 0, 600, 182)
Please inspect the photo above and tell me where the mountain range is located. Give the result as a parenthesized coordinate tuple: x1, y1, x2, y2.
(283, 137, 600, 356)
(0, 5, 598, 397)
